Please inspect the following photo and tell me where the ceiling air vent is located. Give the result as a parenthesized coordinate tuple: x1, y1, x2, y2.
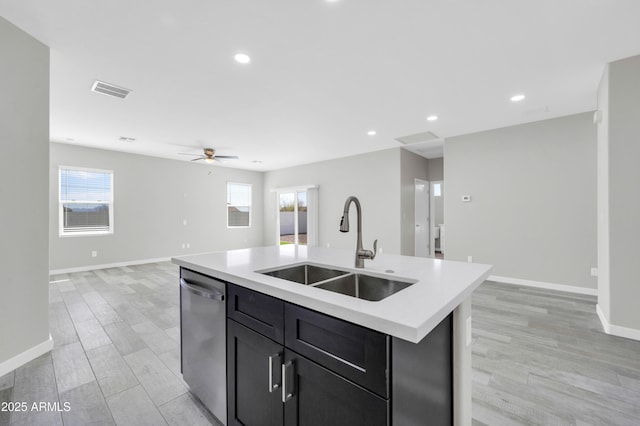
(395, 131, 439, 145)
(91, 80, 132, 99)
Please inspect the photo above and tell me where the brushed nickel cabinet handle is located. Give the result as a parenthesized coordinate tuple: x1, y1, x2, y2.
(281, 361, 295, 403)
(268, 353, 281, 392)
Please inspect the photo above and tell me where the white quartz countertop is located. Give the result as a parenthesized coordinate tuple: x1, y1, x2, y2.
(172, 245, 492, 343)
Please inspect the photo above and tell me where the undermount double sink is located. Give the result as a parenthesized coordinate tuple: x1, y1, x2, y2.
(258, 263, 416, 302)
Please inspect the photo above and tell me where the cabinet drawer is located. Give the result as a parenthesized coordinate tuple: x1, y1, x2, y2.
(284, 303, 389, 398)
(227, 283, 284, 344)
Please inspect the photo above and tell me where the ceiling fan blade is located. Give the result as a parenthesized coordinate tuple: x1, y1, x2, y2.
(190, 158, 203, 162)
(178, 152, 200, 156)
(215, 155, 239, 159)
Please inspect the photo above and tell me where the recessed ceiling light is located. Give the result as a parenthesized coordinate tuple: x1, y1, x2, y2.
(119, 136, 136, 142)
(510, 94, 526, 102)
(252, 160, 263, 164)
(367, 130, 377, 136)
(234, 53, 251, 64)
(426, 115, 438, 122)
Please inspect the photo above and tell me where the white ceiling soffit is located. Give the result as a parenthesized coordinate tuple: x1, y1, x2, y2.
(1, 1, 640, 171)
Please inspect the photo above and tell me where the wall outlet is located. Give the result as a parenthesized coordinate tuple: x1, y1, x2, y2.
(91, 250, 97, 258)
(466, 316, 472, 346)
(591, 267, 598, 277)
(467, 256, 473, 263)
(461, 195, 472, 202)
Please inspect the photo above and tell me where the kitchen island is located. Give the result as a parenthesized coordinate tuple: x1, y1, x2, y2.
(173, 245, 492, 426)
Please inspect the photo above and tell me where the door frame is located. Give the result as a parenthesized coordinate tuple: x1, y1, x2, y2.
(414, 179, 430, 257)
(430, 180, 443, 257)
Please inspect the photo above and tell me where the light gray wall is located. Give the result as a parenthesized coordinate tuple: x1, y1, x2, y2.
(606, 55, 640, 330)
(263, 149, 401, 254)
(400, 149, 429, 256)
(597, 64, 611, 319)
(445, 112, 597, 288)
(0, 18, 50, 363)
(427, 158, 444, 182)
(50, 143, 264, 271)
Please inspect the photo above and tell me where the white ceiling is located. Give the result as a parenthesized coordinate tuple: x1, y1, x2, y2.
(2, 1, 640, 170)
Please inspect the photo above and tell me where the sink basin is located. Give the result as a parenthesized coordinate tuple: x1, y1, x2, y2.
(260, 263, 348, 285)
(259, 263, 416, 301)
(314, 273, 415, 301)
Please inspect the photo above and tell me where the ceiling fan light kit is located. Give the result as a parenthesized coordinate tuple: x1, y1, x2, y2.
(183, 148, 240, 164)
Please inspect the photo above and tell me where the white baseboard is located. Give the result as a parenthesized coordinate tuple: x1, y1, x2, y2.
(596, 304, 611, 334)
(49, 257, 171, 275)
(596, 303, 640, 341)
(487, 275, 598, 296)
(0, 334, 54, 377)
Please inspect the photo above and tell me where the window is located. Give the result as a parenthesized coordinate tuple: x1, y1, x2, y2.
(227, 182, 251, 227)
(433, 183, 442, 197)
(59, 166, 113, 236)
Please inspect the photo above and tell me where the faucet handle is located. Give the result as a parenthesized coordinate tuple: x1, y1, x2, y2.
(357, 239, 378, 261)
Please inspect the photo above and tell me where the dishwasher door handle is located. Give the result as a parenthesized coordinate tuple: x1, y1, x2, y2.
(180, 278, 224, 301)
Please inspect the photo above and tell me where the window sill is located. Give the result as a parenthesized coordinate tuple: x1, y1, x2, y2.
(59, 231, 114, 238)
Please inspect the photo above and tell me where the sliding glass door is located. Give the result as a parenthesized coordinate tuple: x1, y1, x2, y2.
(279, 191, 307, 245)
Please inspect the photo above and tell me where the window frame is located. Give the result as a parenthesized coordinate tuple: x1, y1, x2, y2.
(58, 166, 114, 237)
(227, 182, 252, 228)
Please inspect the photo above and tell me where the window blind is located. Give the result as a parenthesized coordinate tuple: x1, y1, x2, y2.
(60, 168, 113, 234)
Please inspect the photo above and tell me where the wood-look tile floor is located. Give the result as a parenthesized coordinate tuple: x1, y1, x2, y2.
(1, 263, 638, 425)
(472, 282, 640, 426)
(1, 262, 222, 426)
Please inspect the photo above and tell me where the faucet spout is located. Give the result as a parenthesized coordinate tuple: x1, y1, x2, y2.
(339, 196, 376, 268)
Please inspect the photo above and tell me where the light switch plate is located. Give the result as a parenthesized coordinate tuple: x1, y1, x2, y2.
(461, 195, 471, 202)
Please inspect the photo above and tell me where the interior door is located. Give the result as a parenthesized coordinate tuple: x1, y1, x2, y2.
(414, 179, 430, 257)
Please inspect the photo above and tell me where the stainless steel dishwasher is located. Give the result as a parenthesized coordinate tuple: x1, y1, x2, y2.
(180, 268, 226, 425)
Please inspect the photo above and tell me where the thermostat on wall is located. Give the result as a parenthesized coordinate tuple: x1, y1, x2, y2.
(461, 195, 471, 202)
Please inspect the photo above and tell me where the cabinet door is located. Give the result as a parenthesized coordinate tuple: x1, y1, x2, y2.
(228, 320, 283, 426)
(283, 350, 388, 426)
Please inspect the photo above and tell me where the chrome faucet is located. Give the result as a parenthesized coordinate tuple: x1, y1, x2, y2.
(339, 196, 377, 268)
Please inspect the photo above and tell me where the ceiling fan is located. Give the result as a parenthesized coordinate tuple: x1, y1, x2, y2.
(180, 148, 239, 164)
